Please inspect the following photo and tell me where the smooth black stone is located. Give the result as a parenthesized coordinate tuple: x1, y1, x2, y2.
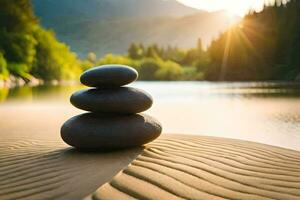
(60, 113, 162, 149)
(80, 65, 138, 87)
(70, 87, 153, 114)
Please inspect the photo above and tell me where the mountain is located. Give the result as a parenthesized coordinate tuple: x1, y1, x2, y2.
(33, 0, 199, 26)
(32, 0, 238, 57)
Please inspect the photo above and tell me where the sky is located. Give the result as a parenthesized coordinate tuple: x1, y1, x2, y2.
(177, 0, 282, 16)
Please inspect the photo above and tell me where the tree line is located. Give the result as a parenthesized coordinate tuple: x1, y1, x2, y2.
(1, 0, 299, 82)
(0, 0, 81, 81)
(84, 0, 300, 81)
(207, 0, 300, 81)
(81, 39, 209, 80)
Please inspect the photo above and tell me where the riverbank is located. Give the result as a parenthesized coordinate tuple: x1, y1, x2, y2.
(0, 75, 81, 89)
(2, 73, 300, 90)
(0, 75, 42, 89)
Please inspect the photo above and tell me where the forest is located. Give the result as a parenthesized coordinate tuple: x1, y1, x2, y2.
(0, 0, 81, 81)
(0, 0, 299, 82)
(207, 0, 300, 81)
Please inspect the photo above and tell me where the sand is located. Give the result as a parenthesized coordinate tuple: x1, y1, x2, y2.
(0, 138, 143, 200)
(0, 105, 143, 199)
(87, 135, 300, 200)
(1, 105, 300, 200)
(1, 135, 300, 200)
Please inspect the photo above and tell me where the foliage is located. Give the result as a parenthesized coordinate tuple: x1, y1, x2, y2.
(97, 54, 141, 69)
(128, 43, 144, 60)
(94, 54, 187, 80)
(138, 58, 161, 80)
(2, 0, 299, 82)
(7, 63, 33, 80)
(90, 40, 207, 81)
(0, 0, 37, 67)
(0, 0, 81, 81)
(32, 27, 81, 80)
(154, 60, 183, 80)
(182, 67, 204, 80)
(119, 0, 300, 81)
(206, 0, 300, 81)
(0, 52, 8, 80)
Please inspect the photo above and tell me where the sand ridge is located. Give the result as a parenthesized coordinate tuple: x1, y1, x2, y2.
(1, 135, 300, 200)
(0, 138, 142, 200)
(88, 135, 300, 200)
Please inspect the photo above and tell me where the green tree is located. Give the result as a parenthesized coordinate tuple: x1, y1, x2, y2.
(0, 0, 82, 81)
(145, 45, 160, 59)
(0, 0, 37, 67)
(0, 52, 8, 80)
(206, 0, 299, 81)
(97, 54, 140, 69)
(32, 27, 81, 80)
(139, 58, 161, 80)
(155, 60, 183, 80)
(128, 43, 143, 59)
(7, 63, 33, 80)
(194, 52, 211, 72)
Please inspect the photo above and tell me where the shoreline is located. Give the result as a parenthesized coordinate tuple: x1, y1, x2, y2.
(0, 75, 80, 89)
(1, 75, 300, 90)
(0, 75, 43, 89)
(1, 134, 299, 200)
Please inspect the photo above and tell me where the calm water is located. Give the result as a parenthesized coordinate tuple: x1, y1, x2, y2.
(1, 81, 300, 151)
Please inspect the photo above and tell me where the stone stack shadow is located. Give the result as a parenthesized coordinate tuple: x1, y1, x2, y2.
(61, 65, 162, 150)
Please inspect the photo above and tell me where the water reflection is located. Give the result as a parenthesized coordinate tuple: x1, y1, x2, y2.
(1, 81, 300, 151)
(0, 84, 83, 103)
(0, 87, 8, 102)
(1, 82, 300, 103)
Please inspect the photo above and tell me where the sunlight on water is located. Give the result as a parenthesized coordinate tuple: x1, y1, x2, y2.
(1, 81, 300, 150)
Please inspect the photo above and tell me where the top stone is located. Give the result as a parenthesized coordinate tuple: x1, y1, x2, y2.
(80, 65, 138, 87)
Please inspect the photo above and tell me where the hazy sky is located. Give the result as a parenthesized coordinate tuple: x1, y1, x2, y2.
(177, 0, 282, 16)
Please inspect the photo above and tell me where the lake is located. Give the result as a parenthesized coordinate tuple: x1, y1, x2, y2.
(1, 81, 300, 151)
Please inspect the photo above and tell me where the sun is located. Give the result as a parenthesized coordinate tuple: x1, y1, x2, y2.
(176, 0, 271, 16)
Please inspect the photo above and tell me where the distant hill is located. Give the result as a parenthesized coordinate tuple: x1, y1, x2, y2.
(32, 0, 238, 57)
(32, 0, 199, 22)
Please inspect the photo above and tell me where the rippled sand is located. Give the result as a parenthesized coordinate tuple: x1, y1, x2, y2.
(0, 138, 142, 200)
(88, 135, 300, 200)
(1, 135, 300, 200)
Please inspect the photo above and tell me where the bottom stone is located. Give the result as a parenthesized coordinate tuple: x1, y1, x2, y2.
(61, 113, 162, 149)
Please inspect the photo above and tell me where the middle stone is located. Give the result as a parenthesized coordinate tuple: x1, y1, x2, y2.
(71, 87, 153, 114)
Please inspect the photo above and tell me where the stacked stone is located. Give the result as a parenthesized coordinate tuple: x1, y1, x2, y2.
(61, 65, 162, 150)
